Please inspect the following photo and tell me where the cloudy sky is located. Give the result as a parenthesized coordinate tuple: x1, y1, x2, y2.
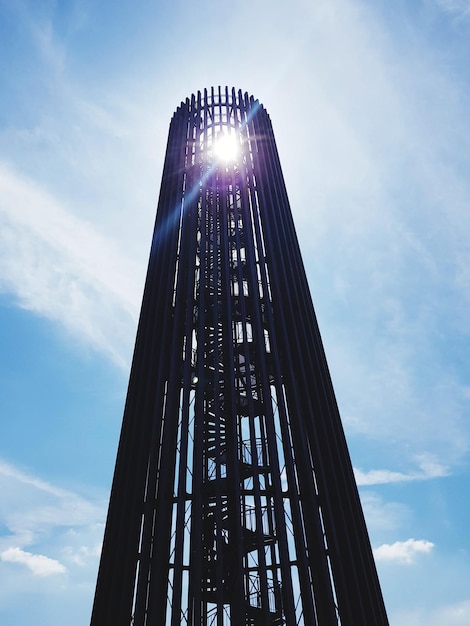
(1, 0, 470, 624)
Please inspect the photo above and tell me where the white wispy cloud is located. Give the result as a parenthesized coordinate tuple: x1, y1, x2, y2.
(394, 600, 470, 626)
(374, 538, 434, 564)
(0, 457, 105, 618)
(62, 541, 102, 567)
(0, 459, 80, 499)
(0, 459, 106, 554)
(0, 162, 141, 367)
(0, 547, 66, 577)
(354, 455, 449, 486)
(329, 334, 470, 464)
(270, 0, 470, 475)
(435, 0, 470, 17)
(359, 492, 410, 536)
(0, 458, 105, 619)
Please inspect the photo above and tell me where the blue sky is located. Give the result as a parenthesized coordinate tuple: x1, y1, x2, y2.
(1, 0, 470, 624)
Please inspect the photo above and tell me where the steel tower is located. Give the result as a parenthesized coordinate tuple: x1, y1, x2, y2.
(91, 87, 388, 626)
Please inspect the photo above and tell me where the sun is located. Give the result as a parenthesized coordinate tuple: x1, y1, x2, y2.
(213, 131, 239, 163)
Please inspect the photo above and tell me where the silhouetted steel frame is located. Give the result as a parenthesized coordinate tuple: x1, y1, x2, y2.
(91, 87, 389, 625)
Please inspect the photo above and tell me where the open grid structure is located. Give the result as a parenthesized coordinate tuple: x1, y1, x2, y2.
(90, 87, 389, 626)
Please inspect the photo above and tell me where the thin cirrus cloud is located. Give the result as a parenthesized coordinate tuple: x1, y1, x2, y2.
(395, 600, 470, 626)
(374, 538, 434, 564)
(359, 492, 409, 535)
(435, 0, 470, 16)
(0, 161, 141, 368)
(0, 459, 106, 566)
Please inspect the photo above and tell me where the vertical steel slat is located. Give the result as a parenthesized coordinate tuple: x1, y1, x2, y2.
(233, 114, 284, 621)
(256, 102, 344, 623)
(253, 97, 388, 624)
(256, 104, 362, 622)
(247, 96, 337, 624)
(91, 105, 188, 625)
(168, 135, 200, 624)
(188, 89, 205, 626)
(132, 108, 188, 624)
(217, 87, 246, 623)
(237, 99, 306, 625)
(239, 92, 303, 624)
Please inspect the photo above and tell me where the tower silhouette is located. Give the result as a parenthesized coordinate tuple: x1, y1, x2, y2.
(91, 87, 388, 625)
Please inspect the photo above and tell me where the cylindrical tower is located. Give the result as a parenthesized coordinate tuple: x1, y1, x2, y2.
(91, 87, 388, 625)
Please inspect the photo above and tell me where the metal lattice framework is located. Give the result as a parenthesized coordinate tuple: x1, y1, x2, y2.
(90, 87, 389, 626)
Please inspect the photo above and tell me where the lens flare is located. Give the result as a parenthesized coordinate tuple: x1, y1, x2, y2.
(213, 132, 239, 162)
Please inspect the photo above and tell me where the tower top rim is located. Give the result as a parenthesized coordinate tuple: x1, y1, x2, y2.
(174, 86, 263, 115)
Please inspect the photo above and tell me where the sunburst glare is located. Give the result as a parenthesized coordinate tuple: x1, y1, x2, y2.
(213, 131, 239, 163)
